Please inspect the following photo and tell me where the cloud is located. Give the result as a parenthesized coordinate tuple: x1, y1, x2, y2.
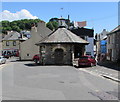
(0, 9, 38, 21)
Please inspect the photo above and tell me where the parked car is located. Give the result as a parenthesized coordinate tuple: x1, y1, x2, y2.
(3, 54, 11, 59)
(32, 54, 40, 64)
(0, 56, 6, 64)
(73, 55, 96, 67)
(79, 55, 96, 67)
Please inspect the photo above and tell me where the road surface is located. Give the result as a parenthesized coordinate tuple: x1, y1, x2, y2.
(0, 58, 119, 100)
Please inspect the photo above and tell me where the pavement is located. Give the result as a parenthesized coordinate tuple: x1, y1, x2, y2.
(79, 66, 119, 83)
(78, 60, 120, 83)
(98, 60, 120, 71)
(98, 60, 120, 82)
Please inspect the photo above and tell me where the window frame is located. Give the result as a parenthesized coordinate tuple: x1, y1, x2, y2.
(13, 41, 16, 46)
(6, 41, 9, 46)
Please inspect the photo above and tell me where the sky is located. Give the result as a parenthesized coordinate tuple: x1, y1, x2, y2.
(1, 2, 119, 35)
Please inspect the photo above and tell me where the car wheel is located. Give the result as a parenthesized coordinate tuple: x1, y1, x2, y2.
(34, 59, 38, 64)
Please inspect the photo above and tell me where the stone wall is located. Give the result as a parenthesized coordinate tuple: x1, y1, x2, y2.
(107, 31, 120, 62)
(41, 44, 73, 65)
(115, 31, 120, 61)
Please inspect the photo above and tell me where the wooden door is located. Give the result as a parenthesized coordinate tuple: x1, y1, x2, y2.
(54, 49, 64, 65)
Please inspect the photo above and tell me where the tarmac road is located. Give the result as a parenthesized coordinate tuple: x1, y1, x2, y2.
(1, 59, 119, 100)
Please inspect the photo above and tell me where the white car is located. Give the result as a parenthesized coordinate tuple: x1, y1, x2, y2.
(0, 56, 6, 64)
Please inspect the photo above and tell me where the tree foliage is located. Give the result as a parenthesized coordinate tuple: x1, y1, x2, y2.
(47, 17, 72, 30)
(46, 18, 59, 31)
(1, 17, 72, 34)
(46, 21, 59, 31)
(0, 19, 41, 34)
(49, 18, 58, 22)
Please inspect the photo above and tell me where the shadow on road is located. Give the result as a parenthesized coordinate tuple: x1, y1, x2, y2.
(10, 60, 18, 62)
(24, 63, 74, 67)
(74, 65, 92, 69)
(24, 63, 42, 67)
(16, 60, 32, 62)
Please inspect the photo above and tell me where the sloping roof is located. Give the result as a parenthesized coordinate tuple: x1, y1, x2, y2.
(107, 25, 120, 35)
(71, 27, 94, 37)
(2, 31, 28, 41)
(3, 32, 20, 40)
(39, 26, 53, 39)
(37, 28, 89, 44)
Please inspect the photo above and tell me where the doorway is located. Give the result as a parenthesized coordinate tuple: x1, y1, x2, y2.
(54, 48, 64, 65)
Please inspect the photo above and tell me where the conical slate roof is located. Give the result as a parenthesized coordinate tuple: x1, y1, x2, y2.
(37, 28, 89, 44)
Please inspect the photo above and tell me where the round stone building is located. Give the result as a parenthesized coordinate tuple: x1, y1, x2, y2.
(36, 27, 89, 65)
